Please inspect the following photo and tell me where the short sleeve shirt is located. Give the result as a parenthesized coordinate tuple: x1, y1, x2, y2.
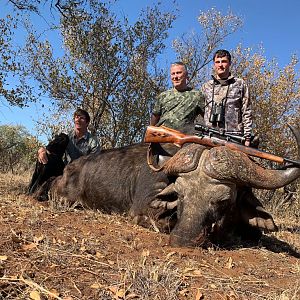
(64, 131, 100, 164)
(152, 88, 204, 130)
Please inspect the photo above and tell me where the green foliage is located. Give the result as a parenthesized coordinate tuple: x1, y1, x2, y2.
(0, 14, 37, 107)
(173, 12, 300, 211)
(231, 45, 300, 157)
(0, 125, 41, 173)
(21, 0, 176, 147)
(0, 15, 21, 105)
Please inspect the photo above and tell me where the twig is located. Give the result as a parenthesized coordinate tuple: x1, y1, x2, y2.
(71, 279, 82, 295)
(40, 247, 115, 268)
(0, 276, 63, 300)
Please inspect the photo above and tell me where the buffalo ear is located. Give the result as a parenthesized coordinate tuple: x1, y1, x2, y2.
(237, 189, 278, 232)
(162, 144, 206, 176)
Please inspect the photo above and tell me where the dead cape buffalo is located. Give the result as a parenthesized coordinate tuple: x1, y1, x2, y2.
(35, 126, 300, 247)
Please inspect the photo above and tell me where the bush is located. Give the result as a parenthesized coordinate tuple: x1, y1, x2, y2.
(0, 124, 41, 173)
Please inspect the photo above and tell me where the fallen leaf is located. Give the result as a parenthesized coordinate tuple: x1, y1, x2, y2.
(90, 283, 102, 289)
(79, 246, 86, 252)
(33, 235, 44, 243)
(195, 289, 204, 300)
(108, 286, 118, 294)
(192, 270, 202, 276)
(49, 289, 60, 299)
(126, 293, 139, 299)
(152, 272, 159, 282)
(29, 290, 41, 300)
(142, 249, 150, 257)
(166, 251, 176, 259)
(179, 288, 189, 296)
(183, 267, 195, 274)
(183, 268, 202, 277)
(49, 264, 59, 269)
(226, 257, 234, 269)
(0, 255, 8, 261)
(95, 251, 104, 258)
(116, 288, 126, 298)
(21, 243, 37, 251)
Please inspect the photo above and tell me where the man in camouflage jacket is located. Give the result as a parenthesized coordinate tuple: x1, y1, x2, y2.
(151, 62, 204, 130)
(201, 49, 253, 146)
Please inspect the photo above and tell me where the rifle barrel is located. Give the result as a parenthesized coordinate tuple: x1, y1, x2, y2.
(284, 158, 300, 167)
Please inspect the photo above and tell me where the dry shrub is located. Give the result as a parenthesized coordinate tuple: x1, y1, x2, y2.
(255, 181, 300, 221)
(118, 254, 184, 300)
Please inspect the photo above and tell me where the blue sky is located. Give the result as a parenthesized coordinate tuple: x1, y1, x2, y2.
(0, 0, 299, 141)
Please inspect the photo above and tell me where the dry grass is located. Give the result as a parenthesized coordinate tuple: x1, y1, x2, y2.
(0, 172, 299, 300)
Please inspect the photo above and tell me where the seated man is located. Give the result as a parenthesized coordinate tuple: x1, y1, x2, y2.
(28, 108, 100, 197)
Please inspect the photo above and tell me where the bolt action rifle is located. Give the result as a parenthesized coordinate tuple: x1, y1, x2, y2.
(144, 125, 300, 167)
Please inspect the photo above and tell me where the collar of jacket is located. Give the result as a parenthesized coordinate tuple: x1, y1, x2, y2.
(72, 130, 89, 141)
(172, 86, 193, 92)
(211, 74, 235, 86)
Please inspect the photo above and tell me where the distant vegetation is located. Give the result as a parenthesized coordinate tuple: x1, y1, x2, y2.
(0, 125, 41, 173)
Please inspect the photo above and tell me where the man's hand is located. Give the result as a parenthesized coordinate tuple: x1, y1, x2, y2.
(150, 114, 160, 126)
(245, 139, 250, 147)
(38, 147, 48, 164)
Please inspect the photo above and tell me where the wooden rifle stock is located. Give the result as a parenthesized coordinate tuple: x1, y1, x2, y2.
(144, 125, 300, 167)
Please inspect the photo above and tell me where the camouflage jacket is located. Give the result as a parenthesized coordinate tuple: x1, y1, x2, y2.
(152, 87, 205, 130)
(201, 75, 252, 139)
(64, 131, 101, 164)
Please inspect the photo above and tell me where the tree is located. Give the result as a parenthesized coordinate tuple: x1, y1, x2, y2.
(231, 45, 300, 158)
(0, 14, 35, 107)
(7, 0, 47, 13)
(19, 0, 175, 147)
(7, 0, 78, 15)
(172, 8, 243, 87)
(0, 125, 41, 173)
(4, 3, 299, 154)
